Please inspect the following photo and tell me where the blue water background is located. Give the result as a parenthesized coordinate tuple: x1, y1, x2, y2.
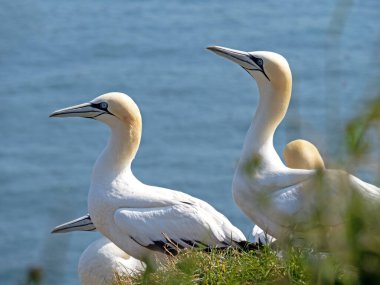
(0, 0, 379, 284)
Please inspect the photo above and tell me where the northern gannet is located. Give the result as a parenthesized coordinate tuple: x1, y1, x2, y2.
(252, 139, 325, 244)
(50, 92, 248, 266)
(78, 237, 145, 285)
(207, 46, 380, 247)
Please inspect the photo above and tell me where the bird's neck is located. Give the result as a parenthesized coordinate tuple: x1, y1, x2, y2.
(240, 84, 290, 168)
(94, 121, 141, 177)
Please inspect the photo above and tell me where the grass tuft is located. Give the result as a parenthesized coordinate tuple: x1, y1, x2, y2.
(115, 246, 313, 285)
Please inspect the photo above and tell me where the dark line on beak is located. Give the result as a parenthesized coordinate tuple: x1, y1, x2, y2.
(212, 48, 270, 81)
(212, 48, 253, 67)
(50, 110, 99, 117)
(52, 222, 95, 233)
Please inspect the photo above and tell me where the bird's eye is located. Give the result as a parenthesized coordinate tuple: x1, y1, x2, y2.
(100, 102, 108, 110)
(256, 59, 263, 66)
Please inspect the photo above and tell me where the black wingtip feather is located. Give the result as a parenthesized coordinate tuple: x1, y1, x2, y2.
(236, 240, 263, 251)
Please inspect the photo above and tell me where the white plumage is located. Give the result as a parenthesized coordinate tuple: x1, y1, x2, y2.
(251, 139, 325, 244)
(208, 46, 380, 247)
(50, 92, 247, 267)
(78, 237, 145, 285)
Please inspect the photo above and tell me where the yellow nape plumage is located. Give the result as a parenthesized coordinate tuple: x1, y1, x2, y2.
(283, 139, 325, 170)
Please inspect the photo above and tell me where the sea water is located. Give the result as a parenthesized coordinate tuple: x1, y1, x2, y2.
(0, 0, 379, 284)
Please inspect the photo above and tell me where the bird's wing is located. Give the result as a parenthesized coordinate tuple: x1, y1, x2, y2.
(122, 183, 240, 225)
(51, 214, 96, 233)
(116, 180, 202, 208)
(349, 174, 380, 199)
(266, 169, 380, 231)
(114, 203, 245, 255)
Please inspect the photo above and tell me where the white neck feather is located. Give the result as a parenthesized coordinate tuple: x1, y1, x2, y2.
(240, 84, 290, 170)
(93, 120, 140, 178)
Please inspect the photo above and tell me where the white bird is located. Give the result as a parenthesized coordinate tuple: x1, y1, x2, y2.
(50, 92, 249, 267)
(78, 237, 145, 285)
(252, 139, 325, 244)
(207, 46, 380, 247)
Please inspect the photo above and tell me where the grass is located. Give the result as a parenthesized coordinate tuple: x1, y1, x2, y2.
(115, 222, 380, 285)
(116, 246, 312, 285)
(114, 243, 372, 285)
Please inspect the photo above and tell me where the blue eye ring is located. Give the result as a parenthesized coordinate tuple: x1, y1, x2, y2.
(100, 102, 108, 110)
(256, 58, 263, 66)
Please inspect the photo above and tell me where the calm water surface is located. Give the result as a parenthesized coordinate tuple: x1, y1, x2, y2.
(0, 1, 379, 284)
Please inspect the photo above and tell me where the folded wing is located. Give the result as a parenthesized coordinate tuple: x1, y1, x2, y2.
(114, 203, 245, 255)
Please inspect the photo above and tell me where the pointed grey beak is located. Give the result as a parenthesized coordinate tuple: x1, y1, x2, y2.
(51, 214, 96, 234)
(207, 46, 270, 81)
(49, 102, 104, 119)
(207, 46, 253, 69)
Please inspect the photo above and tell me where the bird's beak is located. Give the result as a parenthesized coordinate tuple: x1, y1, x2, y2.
(207, 46, 253, 69)
(49, 102, 103, 119)
(51, 214, 96, 234)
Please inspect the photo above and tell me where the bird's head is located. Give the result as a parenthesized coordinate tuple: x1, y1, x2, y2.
(207, 46, 291, 92)
(50, 92, 142, 130)
(50, 92, 142, 163)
